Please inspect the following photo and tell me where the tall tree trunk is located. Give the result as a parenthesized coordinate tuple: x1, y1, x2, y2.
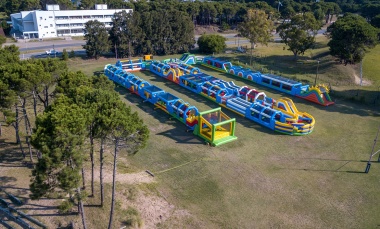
(37, 91, 46, 109)
(108, 139, 119, 229)
(44, 86, 49, 108)
(0, 122, 2, 136)
(32, 90, 38, 118)
(82, 168, 86, 190)
(15, 104, 25, 158)
(77, 187, 88, 229)
(89, 128, 94, 197)
(100, 138, 105, 207)
(22, 98, 33, 163)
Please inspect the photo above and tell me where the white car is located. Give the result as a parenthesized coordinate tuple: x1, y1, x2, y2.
(45, 49, 59, 55)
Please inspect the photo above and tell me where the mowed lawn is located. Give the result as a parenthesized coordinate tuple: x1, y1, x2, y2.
(65, 50, 380, 228)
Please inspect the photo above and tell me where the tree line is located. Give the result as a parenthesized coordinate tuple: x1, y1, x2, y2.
(83, 9, 195, 58)
(0, 45, 149, 228)
(0, 0, 370, 26)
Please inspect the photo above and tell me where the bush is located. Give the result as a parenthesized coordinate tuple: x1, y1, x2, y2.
(197, 34, 227, 54)
(0, 35, 5, 45)
(58, 200, 74, 213)
(62, 49, 69, 61)
(123, 207, 143, 228)
(221, 22, 230, 31)
(69, 50, 75, 58)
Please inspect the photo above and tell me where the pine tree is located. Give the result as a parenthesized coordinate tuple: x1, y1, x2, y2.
(107, 105, 149, 229)
(30, 96, 88, 229)
(83, 20, 110, 59)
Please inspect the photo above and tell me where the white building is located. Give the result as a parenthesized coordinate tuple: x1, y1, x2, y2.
(10, 4, 131, 39)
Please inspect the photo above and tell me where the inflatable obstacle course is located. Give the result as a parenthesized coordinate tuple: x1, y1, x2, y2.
(200, 56, 334, 106)
(149, 62, 314, 136)
(104, 64, 237, 146)
(163, 53, 204, 65)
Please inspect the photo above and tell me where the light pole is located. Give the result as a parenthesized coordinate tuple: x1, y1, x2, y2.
(115, 43, 117, 59)
(360, 59, 363, 86)
(314, 60, 320, 86)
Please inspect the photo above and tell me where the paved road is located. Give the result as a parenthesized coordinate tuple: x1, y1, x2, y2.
(20, 49, 86, 60)
(19, 42, 85, 52)
(10, 28, 326, 59)
(2, 39, 85, 51)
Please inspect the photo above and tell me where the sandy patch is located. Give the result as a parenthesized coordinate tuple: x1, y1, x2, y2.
(353, 72, 371, 86)
(86, 168, 155, 185)
(117, 188, 193, 229)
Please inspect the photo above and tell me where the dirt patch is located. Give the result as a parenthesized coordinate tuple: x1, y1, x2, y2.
(353, 72, 372, 86)
(115, 186, 193, 229)
(88, 169, 155, 185)
(194, 25, 220, 35)
(194, 25, 236, 35)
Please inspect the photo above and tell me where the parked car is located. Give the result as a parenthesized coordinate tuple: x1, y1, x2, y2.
(45, 49, 59, 55)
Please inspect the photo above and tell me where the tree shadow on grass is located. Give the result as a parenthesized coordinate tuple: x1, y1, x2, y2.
(116, 84, 206, 145)
(284, 168, 366, 173)
(157, 127, 205, 145)
(277, 157, 371, 173)
(0, 144, 24, 165)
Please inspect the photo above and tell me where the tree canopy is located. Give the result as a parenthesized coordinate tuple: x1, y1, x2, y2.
(108, 8, 195, 57)
(277, 12, 322, 59)
(238, 9, 274, 65)
(327, 13, 378, 65)
(83, 20, 110, 59)
(197, 34, 227, 54)
(30, 95, 88, 200)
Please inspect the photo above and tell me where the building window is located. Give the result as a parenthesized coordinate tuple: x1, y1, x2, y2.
(69, 16, 82, 19)
(71, 29, 82, 33)
(50, 24, 53, 27)
(56, 24, 69, 28)
(40, 17, 42, 20)
(56, 16, 69, 20)
(49, 16, 53, 18)
(71, 23, 83, 27)
(57, 30, 69, 34)
(51, 31, 55, 33)
(44, 26, 48, 28)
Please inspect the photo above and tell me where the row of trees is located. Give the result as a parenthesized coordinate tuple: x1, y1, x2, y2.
(0, 0, 341, 28)
(196, 9, 322, 62)
(0, 45, 149, 228)
(0, 0, 359, 26)
(2, 0, 380, 32)
(83, 10, 195, 58)
(196, 8, 377, 66)
(83, 3, 378, 65)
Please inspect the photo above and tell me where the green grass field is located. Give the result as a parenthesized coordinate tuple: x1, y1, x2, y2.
(1, 39, 380, 228)
(65, 47, 380, 228)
